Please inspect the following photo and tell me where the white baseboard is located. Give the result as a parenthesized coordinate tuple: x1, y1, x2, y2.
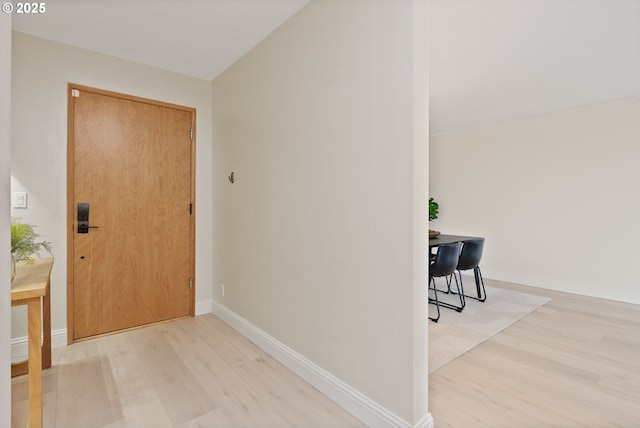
(480, 268, 640, 305)
(11, 300, 213, 362)
(416, 414, 435, 428)
(195, 299, 213, 316)
(11, 328, 67, 363)
(212, 300, 432, 428)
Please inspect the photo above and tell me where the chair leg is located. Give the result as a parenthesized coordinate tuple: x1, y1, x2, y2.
(428, 277, 440, 322)
(450, 272, 466, 310)
(445, 274, 453, 294)
(435, 274, 465, 312)
(433, 275, 454, 295)
(454, 271, 466, 308)
(457, 266, 487, 302)
(473, 266, 487, 302)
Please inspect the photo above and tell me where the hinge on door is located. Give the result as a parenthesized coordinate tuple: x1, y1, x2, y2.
(189, 203, 192, 215)
(189, 278, 193, 289)
(190, 128, 193, 141)
(72, 89, 80, 97)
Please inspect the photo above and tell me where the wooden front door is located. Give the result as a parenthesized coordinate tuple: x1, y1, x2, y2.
(67, 84, 195, 342)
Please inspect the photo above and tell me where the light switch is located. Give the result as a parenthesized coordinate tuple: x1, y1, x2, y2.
(13, 192, 27, 209)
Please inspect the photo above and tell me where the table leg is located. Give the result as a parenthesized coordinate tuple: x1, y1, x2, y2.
(27, 298, 43, 428)
(42, 282, 51, 370)
(11, 280, 52, 377)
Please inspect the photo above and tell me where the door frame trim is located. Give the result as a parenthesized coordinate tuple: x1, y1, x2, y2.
(66, 83, 197, 344)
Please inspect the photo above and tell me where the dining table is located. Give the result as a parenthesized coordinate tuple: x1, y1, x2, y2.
(429, 234, 483, 248)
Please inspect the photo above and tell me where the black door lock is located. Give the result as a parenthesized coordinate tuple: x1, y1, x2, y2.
(77, 203, 98, 234)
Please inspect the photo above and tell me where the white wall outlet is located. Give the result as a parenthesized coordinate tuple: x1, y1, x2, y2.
(221, 283, 225, 297)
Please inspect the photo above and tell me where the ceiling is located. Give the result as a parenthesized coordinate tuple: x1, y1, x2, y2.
(11, 0, 640, 135)
(428, 0, 640, 135)
(11, 0, 311, 80)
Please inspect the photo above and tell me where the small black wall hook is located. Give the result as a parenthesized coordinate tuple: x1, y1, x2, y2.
(228, 171, 234, 183)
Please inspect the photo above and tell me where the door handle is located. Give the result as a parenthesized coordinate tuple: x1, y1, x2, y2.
(77, 202, 99, 233)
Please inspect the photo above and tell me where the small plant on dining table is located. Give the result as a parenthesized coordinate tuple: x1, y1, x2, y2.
(429, 198, 440, 238)
(429, 197, 439, 221)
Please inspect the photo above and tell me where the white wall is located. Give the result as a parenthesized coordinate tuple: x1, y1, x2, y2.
(412, 0, 429, 422)
(430, 96, 640, 304)
(1, 14, 12, 428)
(212, 0, 429, 425)
(10, 32, 214, 340)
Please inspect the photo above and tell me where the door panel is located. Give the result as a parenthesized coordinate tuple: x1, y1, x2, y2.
(69, 86, 194, 341)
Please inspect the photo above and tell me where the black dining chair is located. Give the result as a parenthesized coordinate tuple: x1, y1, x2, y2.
(455, 238, 487, 302)
(429, 242, 463, 322)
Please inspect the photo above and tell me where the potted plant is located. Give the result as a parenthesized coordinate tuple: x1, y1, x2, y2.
(429, 197, 440, 238)
(10, 217, 52, 282)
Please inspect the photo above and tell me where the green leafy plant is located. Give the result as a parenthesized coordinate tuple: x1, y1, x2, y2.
(429, 197, 439, 222)
(11, 218, 53, 263)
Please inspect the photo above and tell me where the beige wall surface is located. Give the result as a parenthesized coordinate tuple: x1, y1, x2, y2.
(430, 96, 640, 304)
(412, 0, 429, 422)
(10, 32, 214, 339)
(1, 14, 12, 427)
(212, 0, 429, 423)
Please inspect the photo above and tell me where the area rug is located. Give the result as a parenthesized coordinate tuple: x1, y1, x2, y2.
(428, 284, 550, 374)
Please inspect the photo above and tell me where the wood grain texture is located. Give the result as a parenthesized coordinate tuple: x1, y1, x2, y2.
(10, 257, 53, 301)
(69, 85, 195, 341)
(27, 298, 43, 428)
(12, 257, 53, 377)
(11, 257, 53, 427)
(15, 278, 637, 427)
(429, 279, 640, 428)
(11, 315, 366, 428)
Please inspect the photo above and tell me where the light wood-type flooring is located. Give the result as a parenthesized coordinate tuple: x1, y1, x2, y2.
(12, 281, 640, 427)
(429, 278, 640, 428)
(11, 314, 366, 428)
